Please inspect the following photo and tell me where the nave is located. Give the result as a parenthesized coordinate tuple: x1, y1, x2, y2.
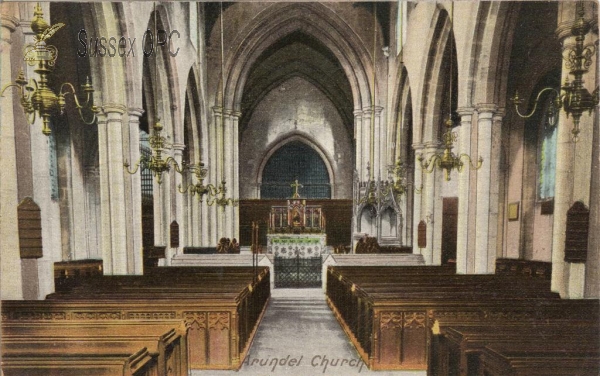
(1, 1, 599, 374)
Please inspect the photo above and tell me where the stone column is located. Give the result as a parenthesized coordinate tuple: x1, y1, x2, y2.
(19, 3, 61, 298)
(354, 110, 364, 180)
(455, 107, 474, 274)
(489, 110, 504, 267)
(232, 111, 241, 240)
(171, 143, 185, 259)
(0, 9, 24, 299)
(98, 104, 130, 275)
(422, 142, 441, 265)
(474, 104, 497, 274)
(362, 108, 373, 180)
(412, 144, 424, 254)
(374, 106, 384, 179)
(84, 166, 100, 259)
(551, 2, 595, 297)
(222, 109, 234, 239)
(212, 107, 225, 241)
(126, 108, 143, 273)
(585, 101, 599, 298)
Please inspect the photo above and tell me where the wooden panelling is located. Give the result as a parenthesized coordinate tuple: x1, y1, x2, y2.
(170, 221, 180, 248)
(417, 221, 427, 248)
(564, 201, 589, 263)
(17, 197, 43, 259)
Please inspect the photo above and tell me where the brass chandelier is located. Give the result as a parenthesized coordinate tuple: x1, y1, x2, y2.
(124, 119, 186, 184)
(1, 4, 98, 135)
(178, 163, 237, 207)
(510, 2, 599, 142)
(417, 3, 482, 182)
(178, 1, 236, 208)
(418, 117, 482, 181)
(124, 3, 189, 186)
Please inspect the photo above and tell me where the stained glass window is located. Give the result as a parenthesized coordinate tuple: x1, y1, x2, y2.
(261, 141, 331, 199)
(140, 130, 153, 204)
(538, 98, 557, 200)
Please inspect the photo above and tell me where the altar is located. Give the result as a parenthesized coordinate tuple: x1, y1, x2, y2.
(267, 181, 327, 288)
(267, 198, 327, 257)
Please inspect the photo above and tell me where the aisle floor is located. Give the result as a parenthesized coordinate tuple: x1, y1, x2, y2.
(191, 288, 426, 376)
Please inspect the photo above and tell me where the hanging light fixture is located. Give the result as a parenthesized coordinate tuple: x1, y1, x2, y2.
(124, 3, 186, 185)
(178, 162, 235, 207)
(417, 2, 482, 181)
(124, 119, 187, 184)
(1, 3, 98, 135)
(510, 1, 598, 142)
(180, 2, 236, 208)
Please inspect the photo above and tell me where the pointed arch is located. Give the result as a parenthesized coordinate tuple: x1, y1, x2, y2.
(220, 3, 376, 112)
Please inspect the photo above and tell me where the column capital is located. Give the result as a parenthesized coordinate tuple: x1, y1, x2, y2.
(128, 108, 144, 118)
(456, 107, 475, 116)
(412, 143, 425, 151)
(362, 107, 373, 115)
(212, 106, 223, 115)
(475, 103, 498, 115)
(1, 14, 19, 33)
(172, 143, 186, 152)
(492, 108, 506, 121)
(374, 106, 384, 115)
(353, 109, 363, 117)
(231, 110, 242, 118)
(101, 104, 127, 115)
(423, 141, 442, 152)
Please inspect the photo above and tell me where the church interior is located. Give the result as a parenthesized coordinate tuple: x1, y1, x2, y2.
(1, 1, 599, 375)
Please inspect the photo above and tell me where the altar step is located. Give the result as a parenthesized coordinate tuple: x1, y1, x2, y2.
(325, 253, 425, 266)
(171, 253, 263, 266)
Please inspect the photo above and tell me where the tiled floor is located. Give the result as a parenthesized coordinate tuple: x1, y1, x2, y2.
(191, 289, 426, 376)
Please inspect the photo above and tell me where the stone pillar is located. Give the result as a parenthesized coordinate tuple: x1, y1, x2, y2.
(232, 111, 241, 240)
(474, 104, 497, 274)
(223, 109, 234, 238)
(20, 2, 60, 298)
(84, 166, 100, 259)
(126, 108, 143, 273)
(456, 107, 474, 274)
(552, 2, 595, 297)
(354, 110, 364, 180)
(489, 110, 504, 267)
(0, 9, 24, 299)
(98, 104, 131, 275)
(362, 108, 373, 180)
(171, 143, 185, 260)
(412, 144, 424, 254)
(585, 101, 599, 298)
(212, 106, 224, 241)
(422, 142, 441, 265)
(374, 106, 384, 179)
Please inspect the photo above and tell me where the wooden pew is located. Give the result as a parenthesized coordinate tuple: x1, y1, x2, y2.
(430, 321, 600, 376)
(2, 266, 270, 371)
(2, 347, 157, 376)
(479, 342, 600, 376)
(2, 321, 187, 376)
(325, 264, 564, 371)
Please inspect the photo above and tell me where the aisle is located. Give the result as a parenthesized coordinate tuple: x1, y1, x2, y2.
(193, 289, 425, 375)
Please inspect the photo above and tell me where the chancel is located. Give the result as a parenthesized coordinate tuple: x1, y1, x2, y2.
(0, 1, 598, 375)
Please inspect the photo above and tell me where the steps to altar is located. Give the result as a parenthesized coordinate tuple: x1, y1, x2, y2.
(172, 253, 425, 291)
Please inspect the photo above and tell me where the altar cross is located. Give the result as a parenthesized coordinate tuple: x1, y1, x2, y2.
(291, 179, 303, 198)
